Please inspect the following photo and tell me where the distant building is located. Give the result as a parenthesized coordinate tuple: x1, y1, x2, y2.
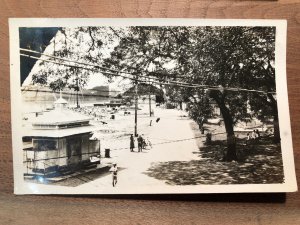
(122, 83, 164, 103)
(21, 85, 110, 109)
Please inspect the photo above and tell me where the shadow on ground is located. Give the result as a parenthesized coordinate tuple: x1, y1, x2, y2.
(145, 123, 284, 185)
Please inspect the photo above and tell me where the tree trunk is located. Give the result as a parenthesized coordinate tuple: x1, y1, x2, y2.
(273, 114, 280, 144)
(267, 93, 280, 144)
(179, 101, 183, 110)
(221, 107, 237, 161)
(212, 94, 237, 161)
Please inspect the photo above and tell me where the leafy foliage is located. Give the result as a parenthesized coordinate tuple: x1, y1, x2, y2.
(29, 25, 278, 159)
(29, 27, 119, 91)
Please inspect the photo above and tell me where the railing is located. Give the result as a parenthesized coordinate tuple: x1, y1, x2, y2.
(23, 139, 101, 176)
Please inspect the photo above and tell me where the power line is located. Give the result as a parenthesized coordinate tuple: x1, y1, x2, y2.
(20, 50, 276, 95)
(20, 53, 196, 88)
(21, 48, 276, 94)
(21, 48, 128, 76)
(21, 48, 164, 83)
(21, 53, 139, 82)
(20, 48, 265, 92)
(109, 132, 228, 151)
(21, 48, 197, 89)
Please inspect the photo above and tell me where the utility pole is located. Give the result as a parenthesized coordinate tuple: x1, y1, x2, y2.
(76, 73, 79, 108)
(148, 80, 152, 117)
(134, 80, 138, 137)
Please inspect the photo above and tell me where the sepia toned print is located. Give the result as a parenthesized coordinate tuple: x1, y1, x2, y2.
(10, 19, 297, 194)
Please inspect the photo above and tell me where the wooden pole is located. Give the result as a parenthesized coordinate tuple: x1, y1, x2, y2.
(149, 81, 152, 117)
(76, 76, 79, 108)
(134, 81, 138, 137)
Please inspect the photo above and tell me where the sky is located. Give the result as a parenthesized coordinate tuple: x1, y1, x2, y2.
(22, 27, 132, 92)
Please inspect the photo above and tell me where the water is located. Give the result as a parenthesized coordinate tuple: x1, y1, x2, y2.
(22, 89, 111, 113)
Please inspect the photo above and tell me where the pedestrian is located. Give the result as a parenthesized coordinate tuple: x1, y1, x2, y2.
(246, 132, 251, 145)
(142, 134, 146, 149)
(251, 130, 257, 140)
(206, 132, 212, 144)
(251, 129, 258, 146)
(109, 163, 118, 187)
(201, 126, 205, 134)
(130, 134, 135, 152)
(137, 135, 143, 152)
(254, 129, 261, 144)
(255, 129, 260, 139)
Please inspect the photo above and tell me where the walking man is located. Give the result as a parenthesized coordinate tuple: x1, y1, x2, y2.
(142, 134, 146, 150)
(137, 135, 143, 152)
(130, 134, 135, 152)
(246, 132, 251, 145)
(110, 163, 118, 187)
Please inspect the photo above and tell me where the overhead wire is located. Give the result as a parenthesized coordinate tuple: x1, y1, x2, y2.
(20, 53, 203, 88)
(21, 48, 199, 88)
(20, 49, 276, 95)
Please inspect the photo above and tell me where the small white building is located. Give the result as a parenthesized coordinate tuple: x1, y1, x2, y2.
(23, 98, 100, 177)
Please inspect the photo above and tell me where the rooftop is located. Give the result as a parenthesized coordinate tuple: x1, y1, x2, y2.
(23, 124, 99, 138)
(31, 108, 92, 128)
(54, 97, 68, 104)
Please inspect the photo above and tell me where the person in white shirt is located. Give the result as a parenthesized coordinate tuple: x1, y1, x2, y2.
(110, 163, 118, 187)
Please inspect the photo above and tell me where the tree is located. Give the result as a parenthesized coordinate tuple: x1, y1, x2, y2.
(173, 26, 278, 160)
(104, 26, 278, 160)
(173, 27, 248, 160)
(28, 27, 120, 92)
(103, 26, 192, 86)
(28, 25, 279, 159)
(239, 27, 279, 143)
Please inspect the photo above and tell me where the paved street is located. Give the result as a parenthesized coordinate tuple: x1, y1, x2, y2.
(78, 108, 201, 192)
(24, 106, 284, 195)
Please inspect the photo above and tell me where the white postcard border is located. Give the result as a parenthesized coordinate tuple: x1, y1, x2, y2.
(9, 18, 297, 194)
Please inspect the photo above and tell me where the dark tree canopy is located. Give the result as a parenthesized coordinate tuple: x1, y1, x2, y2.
(27, 25, 278, 160)
(104, 26, 277, 160)
(19, 27, 60, 85)
(26, 27, 119, 91)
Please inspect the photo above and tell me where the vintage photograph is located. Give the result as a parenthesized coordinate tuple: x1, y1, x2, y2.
(10, 19, 297, 194)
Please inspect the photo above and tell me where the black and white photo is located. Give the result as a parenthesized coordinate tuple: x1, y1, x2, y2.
(10, 19, 297, 194)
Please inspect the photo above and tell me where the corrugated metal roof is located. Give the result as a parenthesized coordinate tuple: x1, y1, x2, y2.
(31, 109, 91, 126)
(23, 125, 99, 138)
